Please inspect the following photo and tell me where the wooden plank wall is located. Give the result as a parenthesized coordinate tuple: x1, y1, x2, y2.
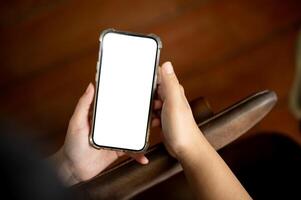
(1, 0, 301, 154)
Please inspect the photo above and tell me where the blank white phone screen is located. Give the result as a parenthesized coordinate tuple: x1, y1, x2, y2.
(93, 32, 158, 151)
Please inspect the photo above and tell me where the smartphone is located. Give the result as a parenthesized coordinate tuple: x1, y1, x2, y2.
(90, 29, 162, 152)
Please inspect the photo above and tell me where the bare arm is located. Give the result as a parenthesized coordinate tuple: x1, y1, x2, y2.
(178, 130, 251, 200)
(157, 61, 252, 200)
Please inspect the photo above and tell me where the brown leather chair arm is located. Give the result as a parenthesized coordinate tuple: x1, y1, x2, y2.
(75, 90, 277, 200)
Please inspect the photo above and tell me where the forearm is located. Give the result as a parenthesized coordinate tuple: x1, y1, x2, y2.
(178, 132, 251, 200)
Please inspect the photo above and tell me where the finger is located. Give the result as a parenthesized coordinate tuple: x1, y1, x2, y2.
(151, 118, 161, 127)
(157, 85, 163, 101)
(129, 153, 149, 165)
(153, 99, 163, 110)
(70, 83, 95, 129)
(159, 62, 181, 101)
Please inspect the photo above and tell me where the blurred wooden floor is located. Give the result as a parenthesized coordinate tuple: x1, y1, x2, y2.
(1, 0, 301, 154)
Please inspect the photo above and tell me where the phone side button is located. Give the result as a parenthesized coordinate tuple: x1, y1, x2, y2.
(95, 62, 99, 82)
(154, 74, 158, 86)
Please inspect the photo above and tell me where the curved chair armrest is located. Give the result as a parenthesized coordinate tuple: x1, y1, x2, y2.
(75, 90, 277, 200)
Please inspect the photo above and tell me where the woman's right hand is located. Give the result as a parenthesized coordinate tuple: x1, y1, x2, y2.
(156, 61, 206, 159)
(157, 62, 251, 200)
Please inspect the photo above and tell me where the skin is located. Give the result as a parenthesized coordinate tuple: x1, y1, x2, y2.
(158, 62, 251, 200)
(49, 84, 154, 185)
(50, 61, 251, 199)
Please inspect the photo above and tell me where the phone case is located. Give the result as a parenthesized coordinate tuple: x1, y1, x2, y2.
(89, 28, 162, 153)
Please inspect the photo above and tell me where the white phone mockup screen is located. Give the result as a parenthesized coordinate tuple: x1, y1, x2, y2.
(91, 31, 159, 151)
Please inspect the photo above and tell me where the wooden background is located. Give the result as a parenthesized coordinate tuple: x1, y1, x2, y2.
(1, 0, 301, 154)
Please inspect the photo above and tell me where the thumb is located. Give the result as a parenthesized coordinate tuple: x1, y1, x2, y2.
(70, 83, 95, 129)
(158, 62, 181, 101)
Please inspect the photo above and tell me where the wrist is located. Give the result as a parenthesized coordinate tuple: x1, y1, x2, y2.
(48, 148, 79, 186)
(174, 129, 210, 162)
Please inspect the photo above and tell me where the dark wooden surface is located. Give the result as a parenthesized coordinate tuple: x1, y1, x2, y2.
(1, 0, 301, 153)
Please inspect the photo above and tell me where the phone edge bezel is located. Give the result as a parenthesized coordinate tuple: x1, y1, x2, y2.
(89, 28, 162, 153)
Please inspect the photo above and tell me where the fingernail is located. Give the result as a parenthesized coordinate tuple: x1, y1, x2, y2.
(85, 83, 92, 93)
(163, 62, 174, 74)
